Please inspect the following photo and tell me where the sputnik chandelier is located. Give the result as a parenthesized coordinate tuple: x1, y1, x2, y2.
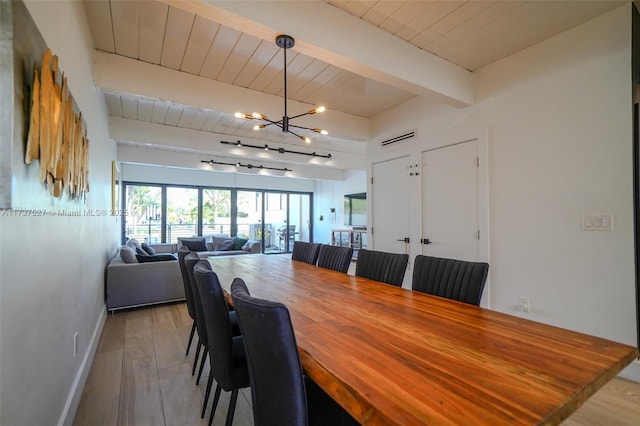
(234, 34, 328, 144)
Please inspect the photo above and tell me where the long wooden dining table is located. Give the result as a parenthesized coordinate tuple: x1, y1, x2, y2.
(207, 254, 638, 425)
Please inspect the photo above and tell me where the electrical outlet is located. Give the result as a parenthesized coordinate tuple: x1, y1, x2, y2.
(73, 332, 78, 357)
(517, 297, 531, 313)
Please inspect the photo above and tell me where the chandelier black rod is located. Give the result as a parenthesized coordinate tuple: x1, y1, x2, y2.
(283, 35, 288, 132)
(220, 140, 332, 159)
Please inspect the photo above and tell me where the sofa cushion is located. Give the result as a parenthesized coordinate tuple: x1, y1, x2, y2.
(232, 236, 248, 250)
(219, 239, 234, 251)
(127, 238, 142, 250)
(211, 235, 231, 250)
(136, 253, 178, 263)
(181, 237, 208, 252)
(141, 242, 156, 255)
(136, 247, 149, 256)
(120, 245, 138, 263)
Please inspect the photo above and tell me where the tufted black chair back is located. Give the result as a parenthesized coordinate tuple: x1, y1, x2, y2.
(185, 253, 209, 351)
(177, 249, 199, 358)
(316, 244, 353, 274)
(291, 241, 321, 265)
(231, 278, 307, 426)
(355, 249, 409, 287)
(178, 249, 197, 320)
(231, 279, 358, 426)
(412, 255, 489, 306)
(193, 262, 249, 426)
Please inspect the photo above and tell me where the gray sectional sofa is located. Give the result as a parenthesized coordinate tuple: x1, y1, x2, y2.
(105, 241, 183, 312)
(105, 236, 261, 312)
(177, 235, 261, 257)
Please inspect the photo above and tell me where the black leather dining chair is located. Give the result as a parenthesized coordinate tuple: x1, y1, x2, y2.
(184, 253, 209, 381)
(355, 249, 409, 287)
(230, 278, 358, 426)
(316, 244, 353, 273)
(185, 254, 240, 420)
(291, 241, 321, 265)
(177, 249, 198, 357)
(412, 255, 489, 306)
(194, 262, 250, 426)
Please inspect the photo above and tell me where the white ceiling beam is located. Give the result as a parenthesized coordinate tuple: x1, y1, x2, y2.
(93, 51, 370, 141)
(161, 0, 474, 107)
(117, 144, 348, 182)
(109, 116, 366, 171)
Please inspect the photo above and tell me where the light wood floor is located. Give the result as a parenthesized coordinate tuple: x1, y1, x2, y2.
(73, 302, 640, 426)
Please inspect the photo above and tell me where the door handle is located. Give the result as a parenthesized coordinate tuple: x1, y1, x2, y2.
(397, 237, 410, 243)
(421, 238, 432, 245)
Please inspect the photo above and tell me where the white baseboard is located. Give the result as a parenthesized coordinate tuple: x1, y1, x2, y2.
(57, 307, 107, 426)
(618, 359, 640, 383)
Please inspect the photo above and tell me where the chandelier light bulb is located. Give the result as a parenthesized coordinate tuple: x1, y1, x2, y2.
(315, 106, 326, 113)
(234, 112, 243, 118)
(253, 125, 261, 131)
(303, 136, 311, 143)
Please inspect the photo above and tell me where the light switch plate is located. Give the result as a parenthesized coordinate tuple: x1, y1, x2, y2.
(582, 214, 613, 231)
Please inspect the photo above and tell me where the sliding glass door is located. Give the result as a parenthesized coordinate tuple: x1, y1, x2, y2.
(265, 192, 312, 253)
(123, 184, 162, 243)
(122, 183, 312, 253)
(166, 186, 198, 243)
(237, 191, 264, 242)
(265, 193, 288, 253)
(203, 188, 232, 236)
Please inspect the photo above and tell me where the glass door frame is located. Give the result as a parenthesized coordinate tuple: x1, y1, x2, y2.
(121, 182, 313, 254)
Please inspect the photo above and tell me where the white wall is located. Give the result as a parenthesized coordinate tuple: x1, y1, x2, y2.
(121, 162, 316, 193)
(0, 1, 117, 425)
(369, 4, 637, 359)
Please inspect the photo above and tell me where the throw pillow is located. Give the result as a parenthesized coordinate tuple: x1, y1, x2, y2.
(127, 238, 142, 250)
(241, 240, 253, 251)
(181, 238, 208, 252)
(232, 236, 248, 250)
(218, 239, 234, 251)
(136, 254, 178, 263)
(119, 245, 138, 263)
(211, 235, 230, 251)
(136, 247, 149, 256)
(141, 242, 156, 255)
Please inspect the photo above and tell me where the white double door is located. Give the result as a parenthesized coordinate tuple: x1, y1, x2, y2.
(371, 139, 486, 286)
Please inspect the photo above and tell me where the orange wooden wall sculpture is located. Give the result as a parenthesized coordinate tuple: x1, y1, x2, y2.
(25, 48, 89, 200)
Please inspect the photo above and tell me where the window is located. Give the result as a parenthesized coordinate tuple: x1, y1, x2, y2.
(121, 182, 312, 254)
(124, 184, 162, 243)
(166, 187, 198, 243)
(202, 189, 231, 236)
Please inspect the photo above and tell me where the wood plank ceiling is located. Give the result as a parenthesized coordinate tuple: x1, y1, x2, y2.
(84, 0, 625, 163)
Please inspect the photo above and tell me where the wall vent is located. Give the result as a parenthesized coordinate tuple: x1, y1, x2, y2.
(380, 130, 416, 147)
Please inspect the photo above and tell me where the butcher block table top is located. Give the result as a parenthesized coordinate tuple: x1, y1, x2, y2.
(208, 254, 638, 425)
